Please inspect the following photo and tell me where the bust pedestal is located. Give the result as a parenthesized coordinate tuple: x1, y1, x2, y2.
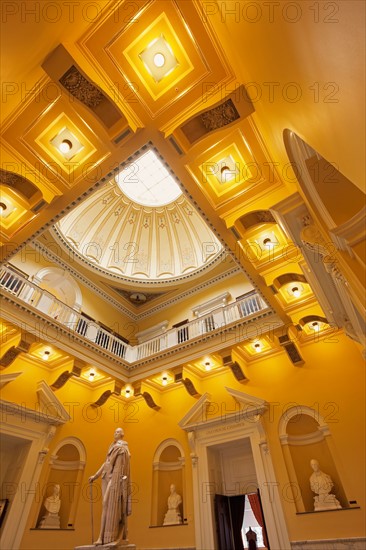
(314, 494, 342, 511)
(75, 544, 136, 550)
(38, 512, 61, 529)
(163, 509, 182, 526)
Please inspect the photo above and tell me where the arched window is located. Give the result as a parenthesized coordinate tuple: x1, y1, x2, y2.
(36, 437, 86, 529)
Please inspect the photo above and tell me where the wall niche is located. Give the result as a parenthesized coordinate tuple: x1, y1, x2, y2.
(35, 437, 86, 529)
(279, 406, 349, 513)
(151, 439, 185, 527)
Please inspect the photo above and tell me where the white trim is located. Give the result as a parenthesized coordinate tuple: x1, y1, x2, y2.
(152, 438, 185, 462)
(278, 405, 329, 440)
(179, 399, 290, 550)
(224, 386, 268, 415)
(192, 292, 231, 317)
(178, 393, 212, 429)
(51, 436, 87, 463)
(0, 371, 23, 388)
(36, 380, 71, 423)
(33, 266, 83, 311)
(0, 401, 62, 550)
(280, 430, 325, 446)
(136, 321, 169, 344)
(49, 458, 86, 471)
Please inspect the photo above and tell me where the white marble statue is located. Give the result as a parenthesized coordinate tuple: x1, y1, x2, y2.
(38, 484, 61, 529)
(309, 458, 342, 511)
(89, 427, 131, 545)
(163, 484, 182, 526)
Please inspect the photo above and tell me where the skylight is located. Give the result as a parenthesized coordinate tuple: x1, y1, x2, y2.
(115, 149, 182, 207)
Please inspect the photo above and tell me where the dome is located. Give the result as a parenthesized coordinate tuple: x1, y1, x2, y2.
(54, 147, 223, 284)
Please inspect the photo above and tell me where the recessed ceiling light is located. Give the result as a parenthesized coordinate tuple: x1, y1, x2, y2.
(153, 53, 165, 67)
(88, 368, 96, 381)
(291, 286, 301, 298)
(311, 321, 320, 332)
(263, 238, 273, 248)
(162, 373, 168, 386)
(253, 342, 262, 353)
(124, 385, 132, 397)
(59, 139, 72, 154)
(50, 128, 84, 160)
(0, 202, 7, 215)
(204, 361, 211, 371)
(139, 35, 178, 83)
(43, 350, 51, 360)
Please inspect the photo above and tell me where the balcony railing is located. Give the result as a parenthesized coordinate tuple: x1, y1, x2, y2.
(0, 266, 269, 364)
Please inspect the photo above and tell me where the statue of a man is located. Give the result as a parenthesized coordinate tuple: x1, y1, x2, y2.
(89, 427, 131, 545)
(309, 458, 341, 511)
(163, 484, 182, 525)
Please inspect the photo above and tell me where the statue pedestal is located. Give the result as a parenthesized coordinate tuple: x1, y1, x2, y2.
(38, 513, 60, 529)
(163, 509, 182, 526)
(314, 494, 342, 511)
(75, 544, 136, 550)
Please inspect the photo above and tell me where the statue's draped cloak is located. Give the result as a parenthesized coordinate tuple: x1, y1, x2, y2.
(103, 441, 131, 544)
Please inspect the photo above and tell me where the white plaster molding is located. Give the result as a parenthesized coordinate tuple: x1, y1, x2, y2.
(192, 292, 231, 317)
(330, 205, 366, 252)
(52, 437, 87, 463)
(280, 430, 325, 446)
(0, 371, 23, 388)
(291, 538, 366, 550)
(0, 399, 66, 427)
(152, 460, 183, 471)
(278, 405, 329, 440)
(284, 130, 337, 230)
(0, 402, 58, 550)
(225, 386, 268, 416)
(36, 380, 71, 423)
(136, 321, 169, 343)
(49, 458, 86, 471)
(178, 393, 212, 430)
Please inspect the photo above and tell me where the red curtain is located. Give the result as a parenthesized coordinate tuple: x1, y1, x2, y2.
(248, 493, 269, 549)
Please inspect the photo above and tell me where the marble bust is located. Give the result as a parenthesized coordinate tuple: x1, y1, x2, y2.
(163, 484, 182, 526)
(38, 484, 61, 529)
(309, 458, 342, 511)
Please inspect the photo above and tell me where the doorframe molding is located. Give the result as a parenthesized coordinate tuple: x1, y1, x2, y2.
(179, 389, 291, 550)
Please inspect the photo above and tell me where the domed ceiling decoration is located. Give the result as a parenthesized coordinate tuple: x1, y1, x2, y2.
(53, 146, 223, 285)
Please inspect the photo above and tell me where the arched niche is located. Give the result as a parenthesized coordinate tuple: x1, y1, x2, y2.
(36, 437, 86, 529)
(279, 406, 349, 513)
(284, 129, 365, 231)
(151, 439, 185, 526)
(33, 267, 82, 312)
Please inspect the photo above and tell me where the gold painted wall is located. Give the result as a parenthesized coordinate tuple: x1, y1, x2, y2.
(1, 329, 364, 548)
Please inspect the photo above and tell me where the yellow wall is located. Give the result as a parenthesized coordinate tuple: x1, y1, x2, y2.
(1, 327, 364, 548)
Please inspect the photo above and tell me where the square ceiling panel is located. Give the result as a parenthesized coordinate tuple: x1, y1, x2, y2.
(108, 8, 196, 103)
(79, 0, 233, 122)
